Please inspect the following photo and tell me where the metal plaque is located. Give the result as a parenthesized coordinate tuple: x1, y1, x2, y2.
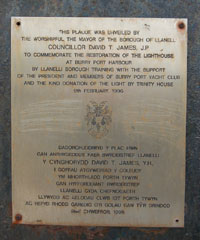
(11, 17, 187, 227)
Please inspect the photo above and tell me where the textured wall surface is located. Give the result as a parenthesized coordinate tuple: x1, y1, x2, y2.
(0, 0, 200, 239)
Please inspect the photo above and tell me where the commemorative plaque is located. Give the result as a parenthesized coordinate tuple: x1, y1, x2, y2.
(11, 17, 187, 227)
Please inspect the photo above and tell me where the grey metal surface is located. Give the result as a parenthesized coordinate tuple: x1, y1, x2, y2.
(0, 0, 200, 239)
(11, 17, 187, 227)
